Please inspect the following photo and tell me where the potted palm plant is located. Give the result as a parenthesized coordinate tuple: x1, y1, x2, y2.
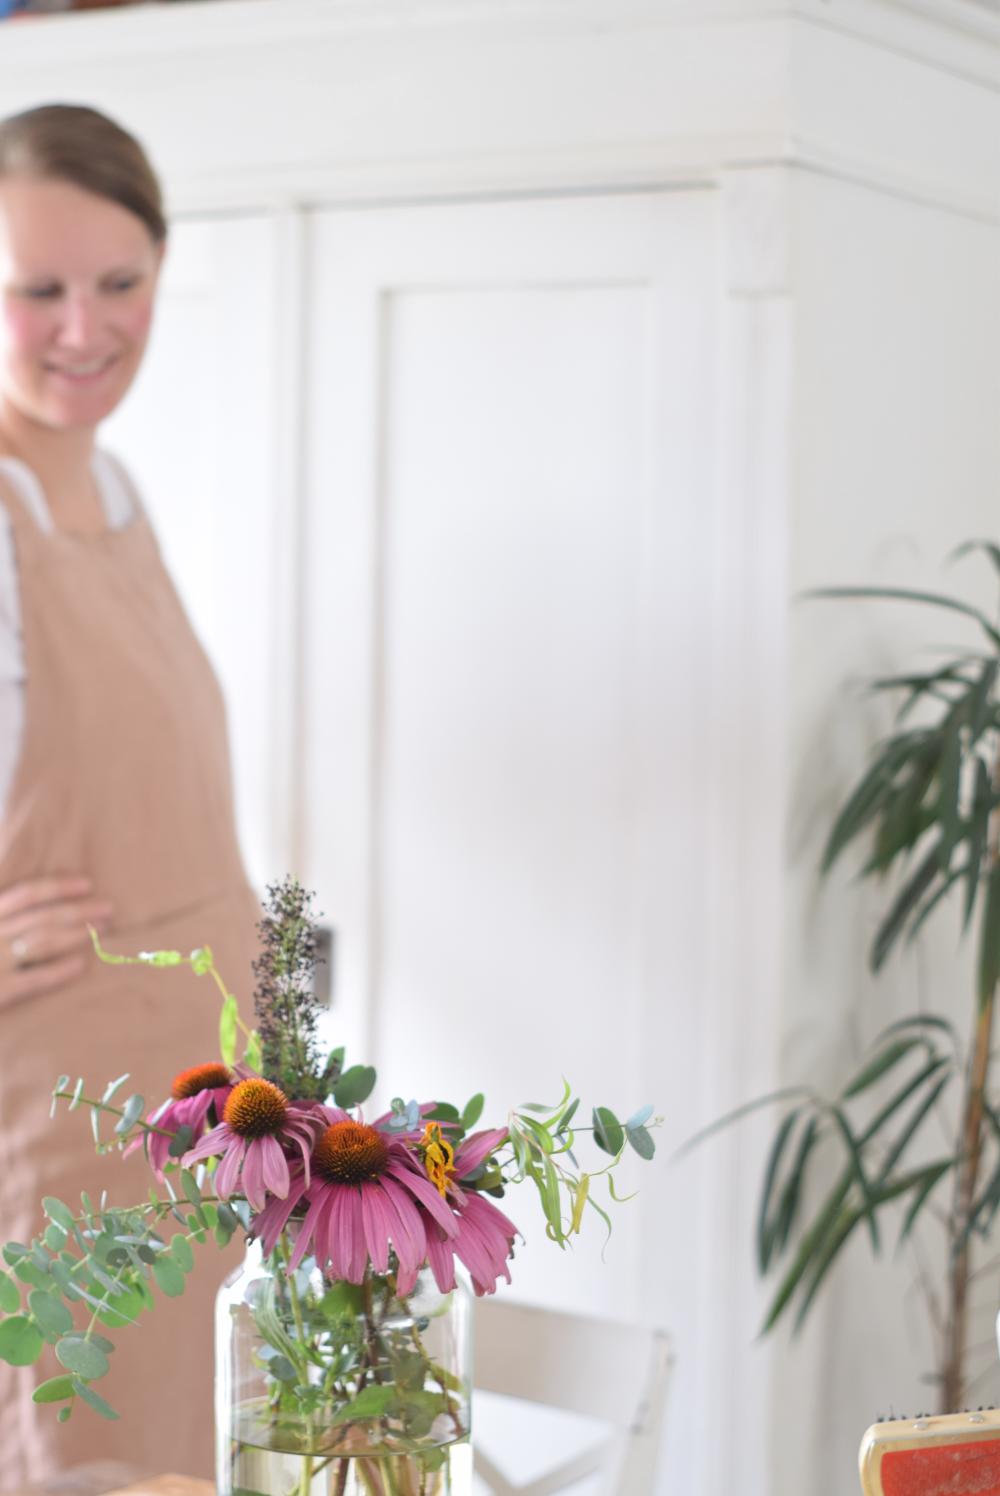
(710, 542, 1000, 1411)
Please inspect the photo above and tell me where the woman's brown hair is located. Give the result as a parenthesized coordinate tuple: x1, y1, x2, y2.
(0, 104, 166, 243)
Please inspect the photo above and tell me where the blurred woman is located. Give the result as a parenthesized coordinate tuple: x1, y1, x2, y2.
(0, 104, 258, 1487)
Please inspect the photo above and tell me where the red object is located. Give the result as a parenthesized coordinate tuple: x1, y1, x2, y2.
(882, 1438, 1000, 1495)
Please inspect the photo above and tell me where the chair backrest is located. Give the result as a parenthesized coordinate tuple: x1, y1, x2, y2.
(472, 1296, 674, 1496)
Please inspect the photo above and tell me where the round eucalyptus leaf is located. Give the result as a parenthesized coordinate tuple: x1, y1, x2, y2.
(42, 1197, 76, 1233)
(152, 1257, 186, 1298)
(170, 1236, 194, 1273)
(28, 1291, 73, 1338)
(32, 1374, 75, 1404)
(71, 1376, 119, 1420)
(55, 1336, 110, 1380)
(0, 1316, 43, 1366)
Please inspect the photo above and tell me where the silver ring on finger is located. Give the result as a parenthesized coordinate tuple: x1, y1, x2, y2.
(9, 936, 30, 968)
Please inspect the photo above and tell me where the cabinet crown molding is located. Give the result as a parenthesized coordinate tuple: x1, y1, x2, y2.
(0, 0, 997, 221)
(4, 0, 1000, 64)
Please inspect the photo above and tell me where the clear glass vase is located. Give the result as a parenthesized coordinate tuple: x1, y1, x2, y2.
(216, 1239, 472, 1496)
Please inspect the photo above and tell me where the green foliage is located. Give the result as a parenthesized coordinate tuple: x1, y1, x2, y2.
(506, 1082, 659, 1249)
(744, 547, 1000, 1352)
(0, 1316, 42, 1365)
(333, 1065, 377, 1110)
(32, 1375, 75, 1404)
(90, 931, 260, 1073)
(0, 1162, 236, 1425)
(818, 569, 1000, 992)
(752, 1020, 958, 1331)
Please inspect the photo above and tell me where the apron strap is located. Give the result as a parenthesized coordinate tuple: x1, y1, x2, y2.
(0, 459, 51, 552)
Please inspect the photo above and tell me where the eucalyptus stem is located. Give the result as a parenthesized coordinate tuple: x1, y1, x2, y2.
(277, 1233, 316, 1496)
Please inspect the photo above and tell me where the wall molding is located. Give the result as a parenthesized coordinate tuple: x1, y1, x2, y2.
(0, 3, 995, 231)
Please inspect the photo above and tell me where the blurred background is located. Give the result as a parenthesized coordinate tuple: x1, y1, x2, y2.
(4, 0, 1000, 1490)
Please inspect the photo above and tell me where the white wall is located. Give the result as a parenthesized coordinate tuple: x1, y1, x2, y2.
(775, 167, 1000, 1491)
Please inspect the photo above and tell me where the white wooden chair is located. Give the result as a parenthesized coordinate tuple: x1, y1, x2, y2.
(472, 1297, 673, 1496)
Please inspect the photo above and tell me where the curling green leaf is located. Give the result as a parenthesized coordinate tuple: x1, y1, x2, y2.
(871, 843, 942, 972)
(898, 1160, 952, 1245)
(965, 757, 992, 932)
(841, 1039, 921, 1099)
(219, 994, 238, 1068)
(826, 1107, 879, 1252)
(807, 585, 1000, 650)
(822, 736, 924, 873)
(768, 1116, 820, 1265)
(757, 1111, 801, 1272)
(937, 716, 962, 872)
(243, 1031, 262, 1072)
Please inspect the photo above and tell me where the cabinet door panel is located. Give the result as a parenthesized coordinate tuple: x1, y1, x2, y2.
(303, 192, 716, 1358)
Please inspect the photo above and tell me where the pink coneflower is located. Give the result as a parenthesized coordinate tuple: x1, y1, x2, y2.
(423, 1191, 518, 1296)
(125, 1061, 233, 1177)
(252, 1114, 518, 1297)
(420, 1125, 518, 1296)
(183, 1076, 321, 1210)
(251, 1107, 460, 1291)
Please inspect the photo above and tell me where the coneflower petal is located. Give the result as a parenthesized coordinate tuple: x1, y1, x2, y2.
(288, 1188, 327, 1272)
(242, 1140, 267, 1210)
(379, 1176, 425, 1274)
(423, 1222, 457, 1294)
(385, 1157, 458, 1237)
(260, 1135, 290, 1200)
(253, 1176, 309, 1255)
(215, 1137, 245, 1200)
(360, 1183, 393, 1275)
(183, 1121, 231, 1166)
(454, 1128, 508, 1179)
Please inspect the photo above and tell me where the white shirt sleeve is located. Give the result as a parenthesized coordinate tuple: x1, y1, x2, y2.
(0, 506, 26, 821)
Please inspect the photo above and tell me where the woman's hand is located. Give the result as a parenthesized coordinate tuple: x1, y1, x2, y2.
(0, 876, 113, 1010)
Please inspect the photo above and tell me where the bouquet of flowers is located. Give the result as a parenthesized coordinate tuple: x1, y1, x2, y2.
(0, 879, 658, 1496)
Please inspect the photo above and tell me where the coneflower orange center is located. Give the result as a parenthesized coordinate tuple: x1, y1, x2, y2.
(171, 1063, 231, 1101)
(313, 1121, 389, 1184)
(223, 1079, 288, 1138)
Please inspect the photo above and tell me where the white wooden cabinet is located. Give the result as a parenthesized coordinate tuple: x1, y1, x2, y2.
(4, 3, 1000, 1492)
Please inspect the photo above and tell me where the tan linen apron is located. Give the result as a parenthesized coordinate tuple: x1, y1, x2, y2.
(0, 463, 260, 1487)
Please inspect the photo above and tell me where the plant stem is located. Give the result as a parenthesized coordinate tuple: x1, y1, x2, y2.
(941, 993, 993, 1410)
(941, 745, 1000, 1411)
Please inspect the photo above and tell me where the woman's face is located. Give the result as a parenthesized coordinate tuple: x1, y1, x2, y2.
(0, 174, 163, 434)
